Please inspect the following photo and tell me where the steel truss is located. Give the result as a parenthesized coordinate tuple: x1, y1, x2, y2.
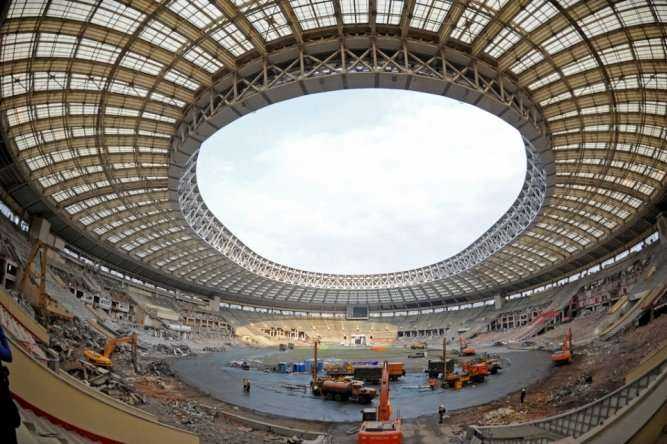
(177, 43, 548, 290)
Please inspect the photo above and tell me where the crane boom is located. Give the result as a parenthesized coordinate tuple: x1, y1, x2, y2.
(377, 361, 392, 422)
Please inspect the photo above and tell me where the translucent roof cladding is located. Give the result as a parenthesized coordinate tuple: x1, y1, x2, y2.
(0, 0, 665, 306)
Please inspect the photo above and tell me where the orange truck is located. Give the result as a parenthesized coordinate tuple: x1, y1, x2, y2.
(388, 362, 406, 381)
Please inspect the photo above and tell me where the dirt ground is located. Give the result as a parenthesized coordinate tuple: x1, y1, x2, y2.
(127, 314, 667, 443)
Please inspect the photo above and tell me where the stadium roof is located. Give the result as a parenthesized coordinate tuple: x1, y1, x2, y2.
(1, 0, 666, 309)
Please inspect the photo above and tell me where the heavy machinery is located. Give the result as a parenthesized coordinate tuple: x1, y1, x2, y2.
(478, 353, 503, 374)
(459, 336, 475, 356)
(354, 362, 405, 384)
(84, 333, 138, 370)
(319, 379, 377, 403)
(410, 341, 426, 349)
(551, 328, 573, 366)
(311, 340, 377, 404)
(357, 361, 402, 443)
(354, 366, 383, 384)
(462, 361, 489, 383)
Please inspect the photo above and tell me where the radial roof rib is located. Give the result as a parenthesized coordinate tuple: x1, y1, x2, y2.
(469, 0, 529, 57)
(277, 0, 304, 45)
(437, 0, 468, 43)
(1, 18, 213, 85)
(212, 0, 267, 56)
(496, 0, 609, 73)
(369, 0, 377, 34)
(399, 0, 416, 39)
(333, 0, 344, 37)
(518, 24, 667, 87)
(125, 0, 237, 71)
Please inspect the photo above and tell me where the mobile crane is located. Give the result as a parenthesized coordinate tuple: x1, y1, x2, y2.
(551, 328, 573, 366)
(357, 361, 402, 444)
(84, 333, 139, 371)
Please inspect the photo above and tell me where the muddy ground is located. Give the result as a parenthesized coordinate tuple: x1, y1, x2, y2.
(124, 314, 667, 443)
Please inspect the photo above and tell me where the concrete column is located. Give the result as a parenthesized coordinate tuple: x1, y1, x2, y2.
(658, 212, 667, 243)
(494, 294, 504, 310)
(208, 296, 221, 312)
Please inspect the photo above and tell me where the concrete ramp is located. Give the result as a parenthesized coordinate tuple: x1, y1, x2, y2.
(599, 285, 666, 339)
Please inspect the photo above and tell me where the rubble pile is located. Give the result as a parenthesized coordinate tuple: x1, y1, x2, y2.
(153, 343, 192, 356)
(145, 359, 176, 377)
(48, 318, 106, 359)
(482, 407, 525, 425)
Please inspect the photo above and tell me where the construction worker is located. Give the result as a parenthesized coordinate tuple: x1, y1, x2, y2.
(1, 325, 19, 444)
(438, 404, 447, 424)
(520, 387, 527, 404)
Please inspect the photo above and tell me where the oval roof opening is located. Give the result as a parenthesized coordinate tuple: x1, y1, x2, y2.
(197, 89, 526, 275)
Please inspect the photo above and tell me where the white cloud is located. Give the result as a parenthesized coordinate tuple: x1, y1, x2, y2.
(197, 90, 525, 274)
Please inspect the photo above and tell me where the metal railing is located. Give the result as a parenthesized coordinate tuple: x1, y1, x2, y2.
(468, 356, 667, 443)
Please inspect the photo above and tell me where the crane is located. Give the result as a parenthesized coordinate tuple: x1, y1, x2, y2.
(84, 333, 139, 371)
(551, 328, 573, 365)
(357, 361, 402, 444)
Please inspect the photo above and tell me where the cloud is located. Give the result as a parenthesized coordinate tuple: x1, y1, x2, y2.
(197, 90, 525, 274)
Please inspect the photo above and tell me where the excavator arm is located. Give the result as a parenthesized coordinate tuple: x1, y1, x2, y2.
(377, 361, 392, 422)
(86, 333, 138, 369)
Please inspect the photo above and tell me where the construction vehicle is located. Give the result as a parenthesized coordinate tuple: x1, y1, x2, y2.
(478, 353, 502, 374)
(462, 361, 489, 383)
(355, 362, 405, 384)
(310, 340, 376, 404)
(84, 333, 138, 370)
(19, 239, 72, 320)
(325, 361, 354, 378)
(410, 341, 426, 350)
(279, 343, 287, 351)
(319, 379, 377, 403)
(357, 361, 402, 443)
(388, 362, 406, 381)
(354, 366, 383, 384)
(551, 328, 573, 366)
(459, 336, 475, 356)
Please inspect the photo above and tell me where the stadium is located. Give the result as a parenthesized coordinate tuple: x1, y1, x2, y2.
(1, 0, 667, 442)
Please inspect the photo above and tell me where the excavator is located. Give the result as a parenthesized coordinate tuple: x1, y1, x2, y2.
(459, 336, 475, 356)
(551, 328, 573, 366)
(357, 361, 402, 444)
(84, 333, 139, 371)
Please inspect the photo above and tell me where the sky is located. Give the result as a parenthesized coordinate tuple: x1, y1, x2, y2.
(197, 89, 526, 275)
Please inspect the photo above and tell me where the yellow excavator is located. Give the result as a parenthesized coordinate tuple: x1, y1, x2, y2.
(84, 333, 138, 370)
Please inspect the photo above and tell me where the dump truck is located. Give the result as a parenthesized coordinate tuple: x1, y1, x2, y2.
(354, 366, 383, 384)
(318, 379, 377, 404)
(388, 362, 406, 381)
